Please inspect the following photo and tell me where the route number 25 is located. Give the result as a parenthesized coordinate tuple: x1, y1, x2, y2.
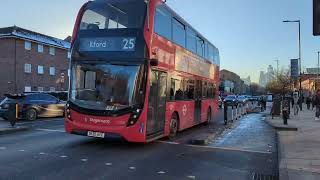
(122, 38, 135, 50)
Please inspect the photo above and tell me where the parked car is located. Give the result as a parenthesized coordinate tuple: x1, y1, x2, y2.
(237, 95, 249, 104)
(0, 93, 66, 121)
(223, 95, 238, 106)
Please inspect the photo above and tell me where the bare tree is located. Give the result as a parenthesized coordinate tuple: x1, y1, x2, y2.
(250, 83, 265, 96)
(266, 70, 294, 95)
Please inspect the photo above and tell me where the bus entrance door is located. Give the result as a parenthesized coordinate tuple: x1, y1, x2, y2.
(147, 70, 167, 137)
(194, 80, 202, 124)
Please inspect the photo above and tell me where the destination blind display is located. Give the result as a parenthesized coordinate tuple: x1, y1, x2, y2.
(79, 37, 136, 52)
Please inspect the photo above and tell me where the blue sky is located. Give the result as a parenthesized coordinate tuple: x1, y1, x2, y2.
(0, 0, 319, 82)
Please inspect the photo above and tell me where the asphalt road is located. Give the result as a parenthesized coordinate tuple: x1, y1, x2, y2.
(0, 110, 278, 180)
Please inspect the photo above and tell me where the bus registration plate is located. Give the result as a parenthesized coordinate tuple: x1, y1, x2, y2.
(87, 131, 105, 138)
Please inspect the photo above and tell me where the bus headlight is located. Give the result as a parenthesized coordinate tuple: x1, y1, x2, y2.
(127, 109, 141, 127)
(66, 108, 72, 120)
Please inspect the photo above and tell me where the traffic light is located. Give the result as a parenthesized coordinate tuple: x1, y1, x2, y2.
(314, 0, 320, 36)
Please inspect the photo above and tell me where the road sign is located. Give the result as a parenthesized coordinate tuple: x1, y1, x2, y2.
(291, 59, 299, 78)
(314, 0, 320, 35)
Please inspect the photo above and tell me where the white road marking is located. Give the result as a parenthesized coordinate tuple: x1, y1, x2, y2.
(0, 147, 6, 150)
(18, 150, 25, 152)
(187, 175, 196, 179)
(129, 166, 136, 170)
(36, 128, 65, 133)
(157, 140, 180, 145)
(60, 155, 68, 158)
(157, 171, 166, 174)
(81, 159, 88, 162)
(186, 144, 272, 154)
(105, 163, 112, 166)
(39, 152, 46, 155)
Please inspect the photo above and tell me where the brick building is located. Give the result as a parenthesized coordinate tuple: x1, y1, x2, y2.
(0, 26, 70, 98)
(220, 69, 247, 95)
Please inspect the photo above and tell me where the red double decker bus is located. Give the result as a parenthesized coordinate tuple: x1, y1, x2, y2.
(65, 0, 220, 142)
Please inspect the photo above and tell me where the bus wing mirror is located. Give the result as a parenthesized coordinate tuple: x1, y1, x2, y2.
(150, 59, 159, 66)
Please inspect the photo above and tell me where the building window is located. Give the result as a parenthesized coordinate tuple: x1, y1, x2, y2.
(38, 65, 44, 74)
(38, 87, 44, 92)
(49, 87, 55, 92)
(38, 44, 44, 53)
(25, 41, 31, 50)
(49, 67, 55, 76)
(24, 64, 32, 73)
(24, 86, 31, 92)
(155, 5, 172, 40)
(49, 47, 55, 55)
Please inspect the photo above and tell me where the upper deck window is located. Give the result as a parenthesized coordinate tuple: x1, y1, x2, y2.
(196, 37, 205, 57)
(155, 5, 172, 40)
(80, 0, 146, 31)
(172, 18, 186, 47)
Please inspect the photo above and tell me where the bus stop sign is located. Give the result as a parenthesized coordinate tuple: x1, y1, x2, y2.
(314, 0, 320, 36)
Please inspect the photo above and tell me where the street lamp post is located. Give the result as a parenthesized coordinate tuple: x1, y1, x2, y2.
(317, 51, 320, 90)
(283, 20, 302, 110)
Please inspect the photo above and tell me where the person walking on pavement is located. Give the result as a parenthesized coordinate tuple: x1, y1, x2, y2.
(293, 91, 300, 115)
(314, 90, 320, 121)
(306, 95, 311, 110)
(312, 94, 316, 110)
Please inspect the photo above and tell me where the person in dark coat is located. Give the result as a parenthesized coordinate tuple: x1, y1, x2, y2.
(314, 90, 320, 121)
(306, 96, 311, 110)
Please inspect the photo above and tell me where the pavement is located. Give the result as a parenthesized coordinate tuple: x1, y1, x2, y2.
(266, 106, 320, 180)
(0, 109, 279, 180)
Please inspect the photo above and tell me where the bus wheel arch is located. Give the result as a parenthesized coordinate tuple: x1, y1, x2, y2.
(169, 112, 179, 138)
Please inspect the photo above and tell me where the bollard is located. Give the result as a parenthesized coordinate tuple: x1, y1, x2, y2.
(235, 105, 238, 120)
(224, 102, 228, 125)
(8, 103, 18, 127)
(231, 104, 234, 122)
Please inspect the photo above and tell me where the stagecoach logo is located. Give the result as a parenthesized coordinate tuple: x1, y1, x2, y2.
(182, 105, 187, 116)
(84, 117, 111, 124)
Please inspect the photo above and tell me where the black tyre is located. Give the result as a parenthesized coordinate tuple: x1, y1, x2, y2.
(26, 108, 37, 121)
(169, 113, 179, 138)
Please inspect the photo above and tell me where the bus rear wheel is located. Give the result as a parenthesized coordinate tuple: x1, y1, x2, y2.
(169, 113, 179, 138)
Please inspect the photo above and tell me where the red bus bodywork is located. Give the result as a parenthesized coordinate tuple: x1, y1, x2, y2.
(65, 0, 220, 143)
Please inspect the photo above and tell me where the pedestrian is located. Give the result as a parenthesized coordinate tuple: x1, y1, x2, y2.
(293, 91, 299, 115)
(314, 90, 320, 121)
(312, 94, 316, 110)
(306, 96, 311, 110)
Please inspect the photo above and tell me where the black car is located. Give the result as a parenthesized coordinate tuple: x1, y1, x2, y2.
(0, 93, 66, 121)
(223, 95, 238, 106)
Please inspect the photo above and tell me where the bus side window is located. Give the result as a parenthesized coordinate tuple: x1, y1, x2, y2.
(170, 78, 183, 101)
(185, 79, 195, 100)
(155, 5, 172, 40)
(202, 82, 208, 99)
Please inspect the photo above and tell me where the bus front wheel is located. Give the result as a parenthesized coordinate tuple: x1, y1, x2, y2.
(169, 113, 179, 138)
